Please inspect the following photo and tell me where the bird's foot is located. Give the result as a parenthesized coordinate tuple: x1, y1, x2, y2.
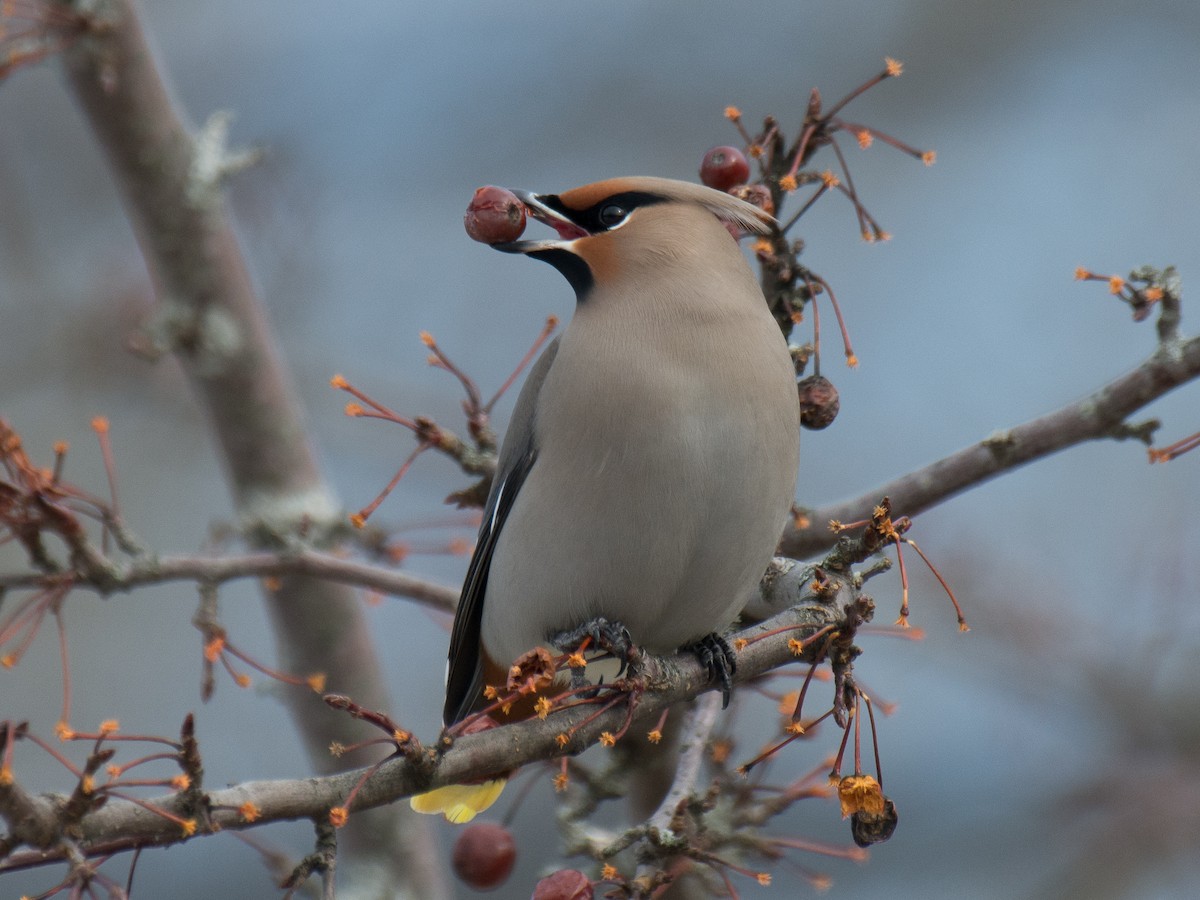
(551, 617, 638, 690)
(684, 633, 737, 709)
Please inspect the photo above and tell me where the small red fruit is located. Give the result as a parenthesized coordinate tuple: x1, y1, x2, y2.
(452, 821, 516, 891)
(531, 869, 594, 900)
(699, 145, 751, 191)
(465, 186, 527, 244)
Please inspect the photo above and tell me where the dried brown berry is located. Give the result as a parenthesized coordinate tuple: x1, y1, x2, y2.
(465, 186, 527, 244)
(797, 375, 840, 430)
(851, 797, 899, 847)
(732, 182, 775, 217)
(531, 869, 594, 900)
(452, 821, 516, 891)
(699, 145, 751, 191)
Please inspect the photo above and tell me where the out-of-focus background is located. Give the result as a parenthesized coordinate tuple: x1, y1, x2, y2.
(3, 1, 1199, 897)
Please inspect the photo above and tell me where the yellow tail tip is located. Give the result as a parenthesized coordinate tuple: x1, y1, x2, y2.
(409, 779, 507, 824)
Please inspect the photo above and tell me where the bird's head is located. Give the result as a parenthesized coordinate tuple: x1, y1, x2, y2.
(493, 177, 777, 298)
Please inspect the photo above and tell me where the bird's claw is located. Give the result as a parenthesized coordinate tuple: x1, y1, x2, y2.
(552, 617, 636, 676)
(685, 633, 737, 708)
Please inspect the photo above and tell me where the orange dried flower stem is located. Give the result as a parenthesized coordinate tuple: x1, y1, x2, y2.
(852, 692, 863, 775)
(650, 707, 670, 739)
(810, 274, 857, 367)
(792, 634, 836, 721)
(55, 606, 71, 734)
(103, 789, 196, 833)
(767, 835, 869, 861)
(862, 692, 883, 786)
(830, 517, 869, 532)
(1150, 430, 1200, 463)
(423, 334, 484, 414)
(1, 722, 15, 785)
(50, 440, 68, 485)
(340, 754, 391, 819)
(105, 776, 182, 789)
(787, 122, 819, 178)
(819, 67, 893, 123)
(105, 751, 181, 777)
(727, 109, 756, 148)
(0, 588, 55, 668)
(69, 732, 179, 747)
(217, 650, 249, 686)
(831, 119, 930, 162)
(386, 536, 470, 557)
(903, 537, 968, 630)
(827, 136, 869, 238)
(829, 705, 855, 780)
(891, 535, 911, 625)
(351, 440, 430, 527)
(694, 851, 771, 891)
(331, 377, 415, 426)
(604, 686, 642, 744)
(737, 622, 834, 651)
(328, 736, 398, 757)
(737, 728, 806, 775)
(490, 768, 539, 828)
(323, 694, 411, 742)
(222, 638, 314, 687)
(21, 731, 85, 779)
(447, 671, 560, 735)
(559, 692, 629, 747)
(91, 416, 121, 531)
(829, 180, 884, 241)
(781, 756, 839, 797)
(739, 707, 835, 775)
(779, 181, 830, 235)
(485, 315, 559, 413)
(711, 865, 740, 899)
(0, 592, 42, 651)
(808, 278, 822, 376)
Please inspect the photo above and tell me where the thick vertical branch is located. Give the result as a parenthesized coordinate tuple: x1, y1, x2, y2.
(57, 1, 445, 895)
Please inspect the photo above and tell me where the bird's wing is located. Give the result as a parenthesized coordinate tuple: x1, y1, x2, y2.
(443, 336, 561, 725)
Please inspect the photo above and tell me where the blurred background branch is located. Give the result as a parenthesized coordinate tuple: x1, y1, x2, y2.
(50, 0, 446, 895)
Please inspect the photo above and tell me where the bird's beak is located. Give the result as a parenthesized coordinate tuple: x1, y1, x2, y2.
(493, 190, 589, 254)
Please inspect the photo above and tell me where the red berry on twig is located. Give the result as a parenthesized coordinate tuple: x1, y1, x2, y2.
(699, 145, 751, 191)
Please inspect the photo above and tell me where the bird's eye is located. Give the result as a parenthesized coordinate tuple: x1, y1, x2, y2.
(597, 203, 628, 228)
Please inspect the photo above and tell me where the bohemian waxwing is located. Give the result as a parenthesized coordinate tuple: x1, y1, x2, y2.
(412, 177, 800, 823)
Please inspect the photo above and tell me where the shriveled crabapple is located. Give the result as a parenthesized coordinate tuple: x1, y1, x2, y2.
(465, 185, 527, 244)
(797, 374, 840, 430)
(531, 869, 594, 900)
(451, 820, 517, 891)
(699, 145, 751, 191)
(732, 182, 775, 216)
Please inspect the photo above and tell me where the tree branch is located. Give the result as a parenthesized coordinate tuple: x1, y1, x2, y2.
(0, 548, 458, 614)
(0, 571, 849, 874)
(783, 331, 1200, 558)
(631, 692, 723, 891)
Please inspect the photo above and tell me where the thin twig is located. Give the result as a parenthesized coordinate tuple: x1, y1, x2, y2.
(784, 331, 1200, 558)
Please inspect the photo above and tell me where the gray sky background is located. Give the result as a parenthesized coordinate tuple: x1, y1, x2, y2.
(2, 1, 1199, 897)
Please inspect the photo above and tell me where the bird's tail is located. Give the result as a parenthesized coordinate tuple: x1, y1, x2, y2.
(409, 779, 507, 824)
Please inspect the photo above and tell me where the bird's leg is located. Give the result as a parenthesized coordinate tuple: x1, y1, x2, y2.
(683, 633, 737, 709)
